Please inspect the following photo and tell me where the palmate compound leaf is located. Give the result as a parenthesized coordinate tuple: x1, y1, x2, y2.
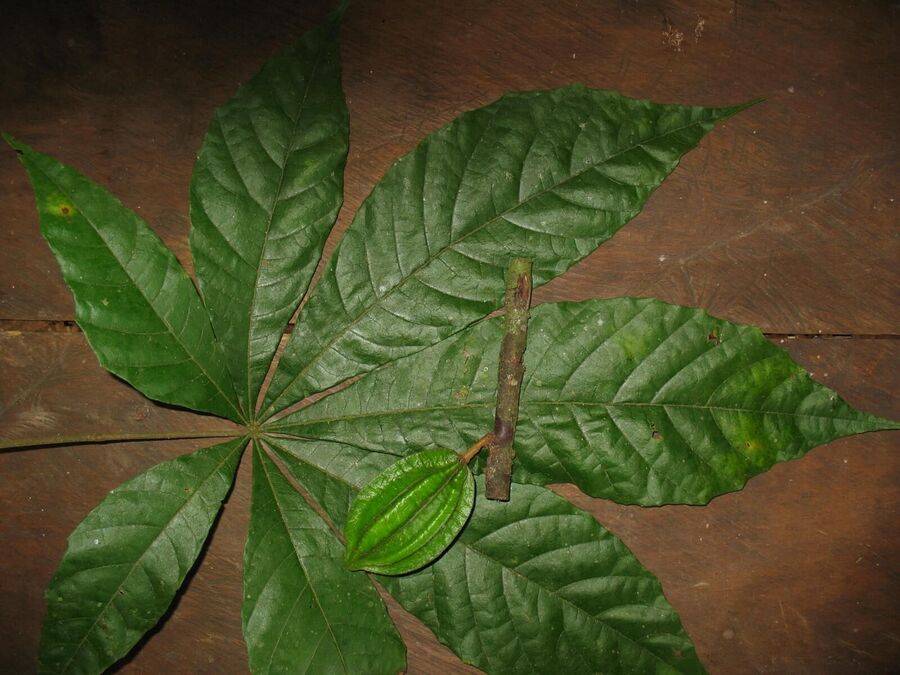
(190, 7, 349, 416)
(38, 438, 246, 675)
(269, 439, 704, 675)
(261, 86, 757, 417)
(12, 5, 893, 673)
(242, 441, 406, 674)
(343, 449, 475, 575)
(5, 137, 243, 422)
(272, 298, 899, 506)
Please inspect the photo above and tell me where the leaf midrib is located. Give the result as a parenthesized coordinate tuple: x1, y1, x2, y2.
(273, 398, 876, 428)
(32, 158, 243, 423)
(255, 446, 350, 673)
(243, 36, 331, 418)
(268, 442, 687, 670)
(52, 439, 244, 674)
(266, 108, 725, 415)
(458, 523, 690, 673)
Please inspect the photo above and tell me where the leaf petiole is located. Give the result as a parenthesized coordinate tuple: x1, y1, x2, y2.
(0, 429, 243, 451)
(460, 432, 493, 464)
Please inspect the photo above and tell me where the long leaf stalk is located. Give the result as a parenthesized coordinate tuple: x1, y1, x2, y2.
(485, 257, 532, 501)
(0, 429, 243, 451)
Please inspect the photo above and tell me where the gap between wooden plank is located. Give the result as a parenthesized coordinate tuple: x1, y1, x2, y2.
(2, 319, 897, 340)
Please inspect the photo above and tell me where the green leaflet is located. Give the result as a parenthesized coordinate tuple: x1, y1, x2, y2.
(272, 440, 704, 675)
(39, 438, 246, 674)
(262, 87, 754, 416)
(6, 137, 242, 422)
(190, 11, 348, 415)
(383, 479, 705, 675)
(273, 298, 898, 505)
(242, 442, 406, 674)
(344, 449, 475, 575)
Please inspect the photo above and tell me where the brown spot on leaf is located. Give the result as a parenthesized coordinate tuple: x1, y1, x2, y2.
(451, 386, 470, 401)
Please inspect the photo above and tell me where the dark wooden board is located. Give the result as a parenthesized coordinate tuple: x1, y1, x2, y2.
(0, 332, 472, 674)
(1, 334, 897, 673)
(1, 0, 898, 332)
(0, 331, 241, 446)
(1, 1, 898, 673)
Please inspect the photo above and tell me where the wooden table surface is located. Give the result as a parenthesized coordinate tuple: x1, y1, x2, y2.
(1, 1, 897, 673)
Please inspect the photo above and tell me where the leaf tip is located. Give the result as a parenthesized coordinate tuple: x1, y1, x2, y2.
(2, 132, 24, 155)
(329, 0, 351, 25)
(716, 96, 765, 121)
(868, 413, 900, 433)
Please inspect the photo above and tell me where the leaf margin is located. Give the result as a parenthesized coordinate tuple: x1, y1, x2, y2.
(242, 438, 407, 674)
(37, 436, 247, 675)
(189, 7, 350, 417)
(271, 297, 898, 506)
(5, 134, 243, 423)
(261, 88, 759, 418)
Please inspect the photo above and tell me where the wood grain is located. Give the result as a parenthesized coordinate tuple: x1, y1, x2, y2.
(1, 1, 898, 673)
(1, 0, 897, 332)
(559, 337, 900, 675)
(2, 333, 896, 674)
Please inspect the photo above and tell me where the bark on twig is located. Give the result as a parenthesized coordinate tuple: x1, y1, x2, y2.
(485, 258, 532, 500)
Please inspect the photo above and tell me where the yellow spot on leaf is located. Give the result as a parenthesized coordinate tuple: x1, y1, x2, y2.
(47, 197, 76, 217)
(743, 438, 765, 459)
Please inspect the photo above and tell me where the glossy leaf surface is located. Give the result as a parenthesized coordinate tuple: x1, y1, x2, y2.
(190, 12, 348, 414)
(267, 439, 430, 531)
(272, 440, 703, 675)
(275, 298, 898, 505)
(269, 438, 396, 533)
(262, 88, 751, 415)
(39, 438, 245, 674)
(344, 449, 475, 575)
(383, 478, 705, 674)
(242, 443, 405, 674)
(7, 137, 242, 422)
